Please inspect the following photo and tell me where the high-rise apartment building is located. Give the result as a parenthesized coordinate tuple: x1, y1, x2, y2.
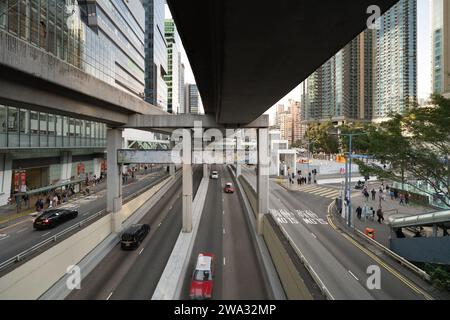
(164, 19, 181, 114)
(144, 0, 168, 110)
(374, 0, 417, 120)
(432, 0, 450, 97)
(302, 0, 416, 124)
(274, 100, 304, 146)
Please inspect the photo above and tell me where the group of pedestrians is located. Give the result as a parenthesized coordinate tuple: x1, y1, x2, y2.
(288, 169, 318, 185)
(34, 188, 73, 213)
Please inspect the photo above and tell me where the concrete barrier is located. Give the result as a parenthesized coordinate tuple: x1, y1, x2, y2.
(237, 174, 314, 300)
(0, 175, 174, 300)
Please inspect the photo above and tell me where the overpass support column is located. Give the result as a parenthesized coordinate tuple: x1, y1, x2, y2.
(203, 163, 208, 178)
(433, 224, 438, 237)
(257, 128, 269, 235)
(107, 128, 123, 233)
(169, 141, 176, 177)
(182, 129, 193, 233)
(60, 151, 72, 183)
(235, 130, 242, 177)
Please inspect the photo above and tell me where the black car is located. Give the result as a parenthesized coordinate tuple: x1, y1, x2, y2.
(121, 224, 150, 250)
(33, 209, 78, 230)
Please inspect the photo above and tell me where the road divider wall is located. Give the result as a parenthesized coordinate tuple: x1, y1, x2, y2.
(0, 175, 174, 300)
(237, 175, 313, 300)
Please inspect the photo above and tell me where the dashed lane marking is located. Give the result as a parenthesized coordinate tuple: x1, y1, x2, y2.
(106, 292, 113, 300)
(138, 248, 144, 255)
(348, 270, 359, 281)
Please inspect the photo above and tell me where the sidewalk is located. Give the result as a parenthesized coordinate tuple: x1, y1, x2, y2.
(0, 168, 160, 228)
(347, 192, 435, 248)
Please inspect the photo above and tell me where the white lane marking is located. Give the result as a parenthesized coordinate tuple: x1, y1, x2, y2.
(16, 227, 28, 234)
(223, 210, 225, 215)
(223, 228, 226, 235)
(158, 222, 162, 228)
(41, 232, 51, 237)
(348, 270, 359, 281)
(138, 248, 144, 255)
(169, 206, 173, 210)
(223, 257, 226, 266)
(106, 292, 113, 300)
(311, 232, 317, 239)
(82, 212, 91, 216)
(0, 234, 10, 241)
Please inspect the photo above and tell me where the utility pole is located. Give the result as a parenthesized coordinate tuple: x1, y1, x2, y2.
(333, 131, 367, 228)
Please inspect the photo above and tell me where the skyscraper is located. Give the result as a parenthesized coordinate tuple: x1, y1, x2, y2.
(179, 63, 185, 113)
(164, 19, 181, 114)
(374, 0, 417, 120)
(302, 0, 416, 124)
(432, 0, 450, 97)
(186, 84, 202, 114)
(144, 0, 168, 110)
(302, 30, 375, 124)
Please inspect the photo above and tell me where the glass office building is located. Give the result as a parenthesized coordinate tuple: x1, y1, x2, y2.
(164, 19, 181, 114)
(0, 0, 146, 204)
(144, 0, 167, 110)
(0, 0, 146, 98)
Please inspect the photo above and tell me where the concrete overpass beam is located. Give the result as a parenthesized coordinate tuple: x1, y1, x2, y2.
(257, 128, 269, 235)
(182, 129, 193, 233)
(107, 128, 123, 233)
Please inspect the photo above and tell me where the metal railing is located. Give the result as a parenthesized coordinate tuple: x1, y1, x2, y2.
(0, 171, 171, 274)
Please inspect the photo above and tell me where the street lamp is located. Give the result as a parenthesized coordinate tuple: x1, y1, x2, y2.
(331, 130, 368, 228)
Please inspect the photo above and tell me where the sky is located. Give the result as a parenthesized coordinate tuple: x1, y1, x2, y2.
(171, 1, 433, 118)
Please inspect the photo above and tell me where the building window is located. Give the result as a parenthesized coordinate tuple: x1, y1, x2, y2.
(7, 107, 18, 132)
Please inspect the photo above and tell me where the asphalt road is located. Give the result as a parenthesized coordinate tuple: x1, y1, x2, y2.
(180, 165, 268, 300)
(241, 166, 435, 300)
(0, 169, 169, 272)
(67, 166, 203, 300)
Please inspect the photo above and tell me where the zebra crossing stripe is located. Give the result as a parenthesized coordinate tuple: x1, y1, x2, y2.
(314, 189, 336, 196)
(300, 186, 324, 192)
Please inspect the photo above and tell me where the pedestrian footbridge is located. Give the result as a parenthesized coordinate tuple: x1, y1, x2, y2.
(390, 210, 450, 265)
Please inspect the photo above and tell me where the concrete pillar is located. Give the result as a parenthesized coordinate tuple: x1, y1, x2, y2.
(169, 140, 176, 176)
(0, 154, 12, 206)
(182, 129, 193, 233)
(257, 128, 269, 235)
(60, 151, 72, 182)
(93, 158, 102, 179)
(235, 129, 243, 177)
(203, 163, 208, 178)
(433, 224, 438, 237)
(107, 128, 123, 233)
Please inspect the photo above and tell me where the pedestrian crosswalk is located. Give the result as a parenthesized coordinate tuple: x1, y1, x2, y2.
(292, 185, 359, 200)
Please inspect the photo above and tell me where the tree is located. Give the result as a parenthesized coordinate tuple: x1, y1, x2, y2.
(355, 95, 450, 207)
(305, 121, 339, 154)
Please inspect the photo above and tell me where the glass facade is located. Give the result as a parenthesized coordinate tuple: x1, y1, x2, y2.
(303, 0, 416, 123)
(374, 0, 417, 118)
(432, 0, 445, 94)
(0, 0, 145, 98)
(0, 103, 107, 148)
(144, 0, 167, 110)
(164, 19, 181, 114)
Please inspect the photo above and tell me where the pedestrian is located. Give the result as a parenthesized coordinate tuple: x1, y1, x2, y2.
(390, 190, 395, 200)
(356, 206, 362, 220)
(376, 208, 384, 224)
(370, 207, 375, 221)
(364, 190, 370, 201)
(297, 176, 301, 185)
(394, 189, 398, 199)
(405, 192, 409, 205)
(371, 188, 376, 201)
(35, 198, 41, 212)
(53, 194, 58, 207)
(399, 194, 405, 205)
